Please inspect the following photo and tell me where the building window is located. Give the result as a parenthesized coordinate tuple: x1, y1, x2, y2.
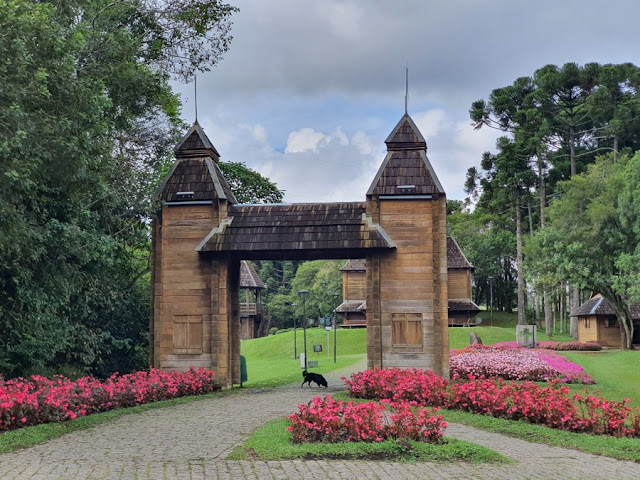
(173, 315, 203, 354)
(606, 318, 617, 328)
(392, 313, 423, 348)
(584, 317, 591, 329)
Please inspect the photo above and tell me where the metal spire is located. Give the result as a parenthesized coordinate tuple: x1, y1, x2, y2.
(404, 65, 408, 115)
(194, 75, 198, 123)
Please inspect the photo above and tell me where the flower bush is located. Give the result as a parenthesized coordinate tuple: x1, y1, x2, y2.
(287, 395, 446, 444)
(449, 348, 595, 384)
(0, 368, 216, 431)
(343, 368, 640, 438)
(537, 341, 602, 351)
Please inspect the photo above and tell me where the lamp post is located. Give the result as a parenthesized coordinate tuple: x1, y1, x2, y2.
(298, 290, 309, 371)
(488, 276, 494, 327)
(332, 293, 339, 363)
(291, 303, 298, 359)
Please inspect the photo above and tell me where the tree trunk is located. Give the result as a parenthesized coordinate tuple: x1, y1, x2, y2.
(516, 195, 526, 325)
(544, 289, 553, 336)
(570, 287, 580, 339)
(570, 120, 577, 177)
(613, 135, 619, 164)
(608, 296, 635, 350)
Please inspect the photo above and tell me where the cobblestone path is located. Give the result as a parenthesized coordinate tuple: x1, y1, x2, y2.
(1, 360, 639, 479)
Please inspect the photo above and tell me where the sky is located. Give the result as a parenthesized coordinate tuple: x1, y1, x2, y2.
(172, 0, 640, 204)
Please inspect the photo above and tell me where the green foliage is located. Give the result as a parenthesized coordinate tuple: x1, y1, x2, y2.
(448, 209, 517, 311)
(0, 0, 238, 377)
(527, 153, 640, 347)
(219, 161, 284, 204)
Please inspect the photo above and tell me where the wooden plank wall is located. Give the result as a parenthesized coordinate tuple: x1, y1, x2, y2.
(152, 204, 218, 373)
(366, 197, 449, 376)
(447, 270, 471, 299)
(577, 316, 598, 343)
(344, 271, 366, 300)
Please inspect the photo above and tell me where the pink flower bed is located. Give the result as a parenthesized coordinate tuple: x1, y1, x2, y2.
(1, 368, 216, 431)
(288, 395, 446, 444)
(449, 348, 595, 384)
(343, 369, 640, 438)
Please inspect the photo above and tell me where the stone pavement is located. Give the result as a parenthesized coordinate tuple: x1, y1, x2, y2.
(1, 360, 639, 480)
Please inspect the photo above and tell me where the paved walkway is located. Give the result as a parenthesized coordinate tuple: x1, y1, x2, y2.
(1, 361, 639, 479)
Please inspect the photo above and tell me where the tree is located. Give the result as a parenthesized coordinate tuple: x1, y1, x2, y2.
(0, 0, 238, 378)
(529, 153, 640, 348)
(220, 161, 284, 204)
(465, 138, 536, 324)
(447, 209, 517, 312)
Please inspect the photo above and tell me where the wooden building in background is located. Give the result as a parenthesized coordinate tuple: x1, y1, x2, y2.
(573, 294, 640, 347)
(151, 112, 452, 387)
(239, 260, 266, 340)
(337, 259, 367, 327)
(446, 237, 480, 326)
(336, 237, 479, 328)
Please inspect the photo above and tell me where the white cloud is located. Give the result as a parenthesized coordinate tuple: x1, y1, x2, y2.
(285, 128, 328, 154)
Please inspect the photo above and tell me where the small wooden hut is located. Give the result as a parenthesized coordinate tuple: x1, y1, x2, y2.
(446, 237, 480, 326)
(572, 294, 640, 347)
(239, 260, 266, 340)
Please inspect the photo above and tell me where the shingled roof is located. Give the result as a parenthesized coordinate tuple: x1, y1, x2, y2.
(340, 259, 366, 272)
(240, 260, 265, 289)
(336, 300, 366, 313)
(571, 295, 640, 319)
(197, 202, 396, 259)
(367, 114, 444, 197)
(448, 298, 480, 312)
(156, 122, 237, 203)
(447, 237, 474, 270)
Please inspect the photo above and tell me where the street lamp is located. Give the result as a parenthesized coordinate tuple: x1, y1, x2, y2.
(332, 293, 340, 363)
(488, 276, 494, 327)
(298, 290, 309, 371)
(291, 303, 298, 359)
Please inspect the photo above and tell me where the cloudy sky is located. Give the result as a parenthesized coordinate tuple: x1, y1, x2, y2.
(173, 0, 640, 203)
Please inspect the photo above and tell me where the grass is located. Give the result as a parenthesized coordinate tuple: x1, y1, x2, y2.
(240, 328, 366, 388)
(562, 350, 640, 407)
(227, 416, 508, 464)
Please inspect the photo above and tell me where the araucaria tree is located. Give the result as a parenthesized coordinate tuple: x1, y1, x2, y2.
(0, 0, 238, 378)
(470, 62, 640, 336)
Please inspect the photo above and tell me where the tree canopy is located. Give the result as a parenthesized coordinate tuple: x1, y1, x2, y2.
(0, 0, 239, 378)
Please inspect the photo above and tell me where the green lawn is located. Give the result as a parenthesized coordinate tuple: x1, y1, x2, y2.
(562, 350, 640, 407)
(240, 328, 366, 388)
(227, 416, 509, 463)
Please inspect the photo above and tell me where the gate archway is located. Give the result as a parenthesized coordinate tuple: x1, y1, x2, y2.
(150, 114, 450, 388)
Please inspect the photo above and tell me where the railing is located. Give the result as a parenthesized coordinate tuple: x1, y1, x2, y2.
(240, 303, 264, 317)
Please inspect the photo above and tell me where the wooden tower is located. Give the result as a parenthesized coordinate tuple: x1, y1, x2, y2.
(365, 113, 450, 375)
(150, 122, 241, 387)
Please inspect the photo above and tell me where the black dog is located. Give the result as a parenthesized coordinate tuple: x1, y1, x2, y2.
(301, 370, 328, 388)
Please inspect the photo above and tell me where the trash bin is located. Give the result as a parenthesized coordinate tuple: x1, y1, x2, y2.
(240, 355, 248, 387)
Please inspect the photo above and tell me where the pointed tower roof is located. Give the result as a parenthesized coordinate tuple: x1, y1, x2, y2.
(174, 121, 221, 160)
(155, 122, 237, 203)
(367, 113, 444, 197)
